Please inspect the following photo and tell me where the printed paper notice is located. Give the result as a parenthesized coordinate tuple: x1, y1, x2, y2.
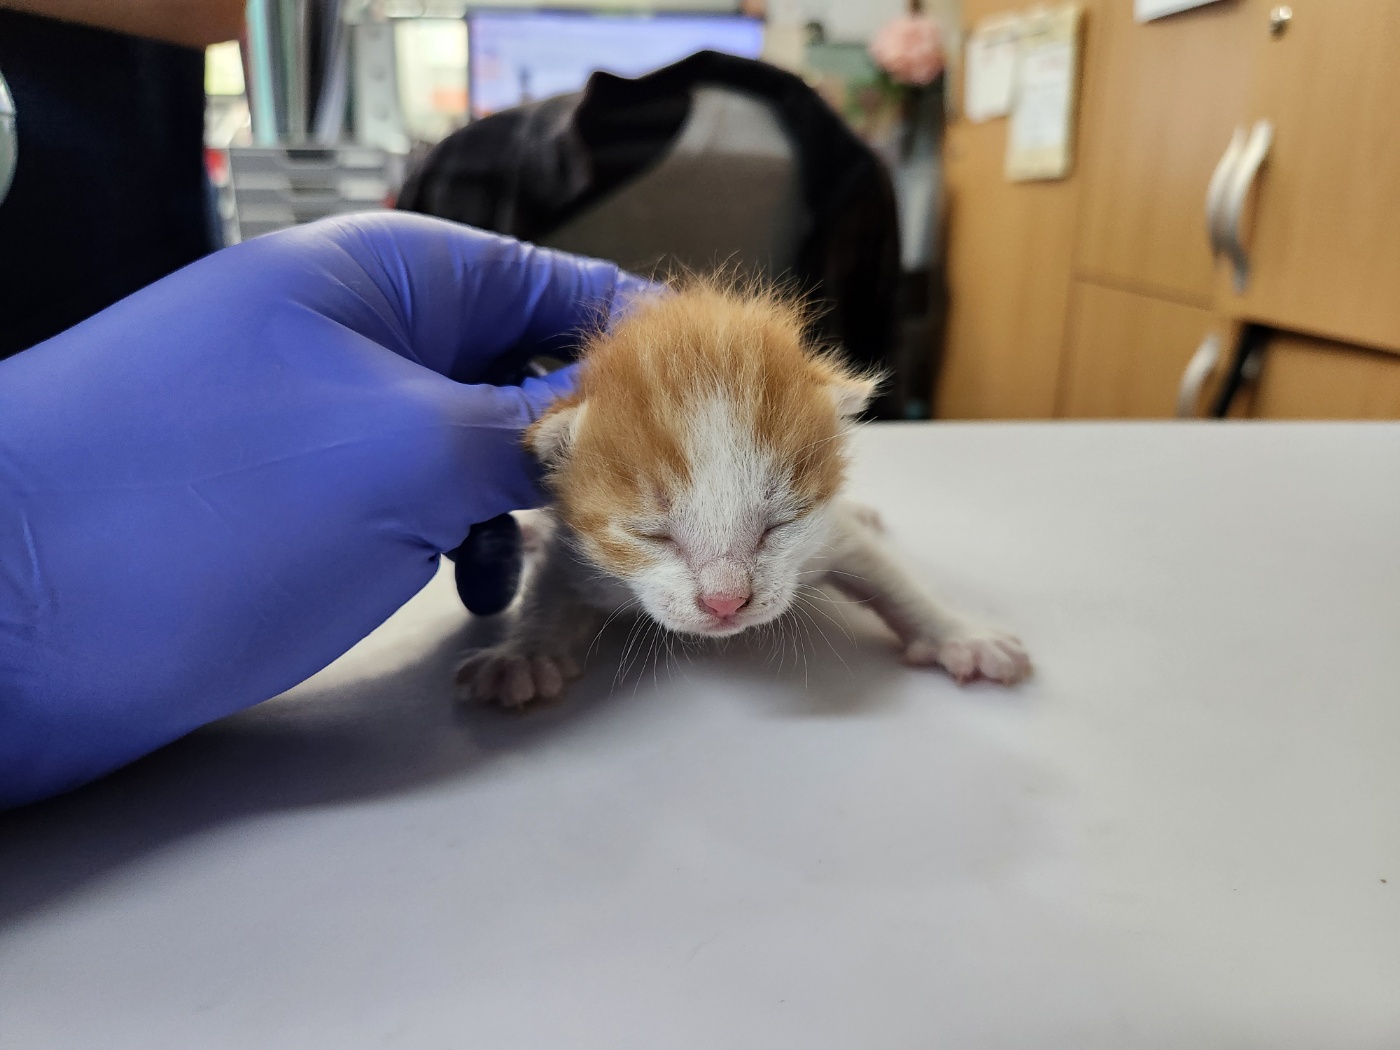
(964, 15, 1020, 123)
(1006, 5, 1082, 182)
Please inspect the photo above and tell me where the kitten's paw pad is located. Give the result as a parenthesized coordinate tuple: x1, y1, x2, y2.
(905, 630, 1031, 685)
(455, 646, 584, 709)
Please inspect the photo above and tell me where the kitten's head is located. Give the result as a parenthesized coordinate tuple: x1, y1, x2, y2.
(527, 280, 877, 638)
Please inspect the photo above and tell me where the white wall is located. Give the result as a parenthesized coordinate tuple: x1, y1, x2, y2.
(777, 0, 958, 43)
(794, 0, 906, 42)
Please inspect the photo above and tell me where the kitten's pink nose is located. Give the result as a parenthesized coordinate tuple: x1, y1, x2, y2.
(699, 592, 750, 619)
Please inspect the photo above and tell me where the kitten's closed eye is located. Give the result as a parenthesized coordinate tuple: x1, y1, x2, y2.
(763, 508, 810, 540)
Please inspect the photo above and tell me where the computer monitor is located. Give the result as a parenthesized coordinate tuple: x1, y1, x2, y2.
(467, 9, 766, 119)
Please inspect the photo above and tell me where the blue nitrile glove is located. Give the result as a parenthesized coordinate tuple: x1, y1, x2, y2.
(0, 212, 650, 808)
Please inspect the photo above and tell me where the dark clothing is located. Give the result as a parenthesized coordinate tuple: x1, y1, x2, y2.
(0, 10, 215, 359)
(398, 51, 902, 412)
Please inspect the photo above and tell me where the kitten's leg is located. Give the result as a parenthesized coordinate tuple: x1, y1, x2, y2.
(820, 504, 1031, 685)
(454, 526, 605, 709)
(844, 501, 885, 533)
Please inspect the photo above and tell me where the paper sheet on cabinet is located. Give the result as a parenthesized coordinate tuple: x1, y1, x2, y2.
(964, 14, 1021, 123)
(1005, 4, 1082, 182)
(1135, 0, 1226, 22)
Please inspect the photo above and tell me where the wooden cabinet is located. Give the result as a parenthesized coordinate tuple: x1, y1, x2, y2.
(935, 0, 1400, 420)
(1222, 0, 1400, 353)
(1060, 0, 1252, 420)
(1245, 334, 1400, 419)
(1074, 0, 1256, 303)
(1059, 282, 1216, 417)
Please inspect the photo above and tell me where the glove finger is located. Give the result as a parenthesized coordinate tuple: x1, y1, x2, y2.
(406, 373, 577, 559)
(320, 213, 658, 382)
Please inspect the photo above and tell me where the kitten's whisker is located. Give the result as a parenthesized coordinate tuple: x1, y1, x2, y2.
(795, 567, 876, 586)
(589, 597, 640, 661)
(799, 593, 876, 610)
(797, 590, 855, 644)
(795, 598, 852, 676)
(816, 596, 861, 644)
(798, 587, 876, 614)
(649, 624, 665, 691)
(801, 567, 875, 585)
(612, 622, 637, 691)
(792, 611, 812, 689)
(636, 620, 662, 691)
(644, 621, 665, 696)
(762, 619, 781, 673)
(622, 619, 651, 695)
(614, 614, 649, 691)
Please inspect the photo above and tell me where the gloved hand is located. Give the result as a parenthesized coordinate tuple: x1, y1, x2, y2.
(0, 212, 650, 808)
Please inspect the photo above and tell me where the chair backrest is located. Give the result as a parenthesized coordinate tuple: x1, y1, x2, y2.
(396, 51, 905, 414)
(538, 85, 805, 282)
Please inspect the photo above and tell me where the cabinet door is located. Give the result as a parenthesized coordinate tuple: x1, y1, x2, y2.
(1223, 0, 1400, 352)
(1246, 335, 1400, 419)
(1059, 280, 1217, 417)
(1075, 0, 1256, 303)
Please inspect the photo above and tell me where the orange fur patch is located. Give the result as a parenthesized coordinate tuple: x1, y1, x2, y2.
(528, 279, 874, 574)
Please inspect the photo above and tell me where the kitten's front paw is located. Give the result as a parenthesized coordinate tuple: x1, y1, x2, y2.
(904, 629, 1031, 686)
(455, 645, 584, 709)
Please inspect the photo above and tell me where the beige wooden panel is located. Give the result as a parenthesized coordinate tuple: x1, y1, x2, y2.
(1075, 0, 1256, 303)
(1225, 0, 1400, 353)
(1059, 279, 1216, 417)
(935, 0, 1101, 419)
(937, 125, 1082, 418)
(1250, 333, 1400, 419)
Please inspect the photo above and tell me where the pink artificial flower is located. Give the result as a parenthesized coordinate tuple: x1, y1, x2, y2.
(869, 13, 946, 87)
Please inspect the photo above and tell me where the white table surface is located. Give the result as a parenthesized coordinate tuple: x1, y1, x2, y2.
(3, 422, 1399, 1049)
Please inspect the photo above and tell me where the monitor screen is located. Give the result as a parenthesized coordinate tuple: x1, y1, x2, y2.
(467, 10, 766, 118)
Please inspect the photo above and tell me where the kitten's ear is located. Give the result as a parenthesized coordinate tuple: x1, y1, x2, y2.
(827, 373, 879, 419)
(527, 401, 586, 463)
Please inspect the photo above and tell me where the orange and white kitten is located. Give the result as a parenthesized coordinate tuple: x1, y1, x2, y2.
(456, 282, 1030, 707)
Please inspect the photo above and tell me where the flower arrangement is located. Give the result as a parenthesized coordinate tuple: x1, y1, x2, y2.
(868, 9, 946, 88)
(862, 4, 946, 164)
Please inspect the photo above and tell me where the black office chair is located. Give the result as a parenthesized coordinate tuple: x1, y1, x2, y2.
(398, 51, 904, 419)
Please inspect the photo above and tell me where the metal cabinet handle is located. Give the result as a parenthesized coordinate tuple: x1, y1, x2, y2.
(1206, 127, 1247, 261)
(1220, 119, 1274, 292)
(1176, 333, 1222, 418)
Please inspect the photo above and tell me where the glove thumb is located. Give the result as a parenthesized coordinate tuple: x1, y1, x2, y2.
(426, 366, 576, 614)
